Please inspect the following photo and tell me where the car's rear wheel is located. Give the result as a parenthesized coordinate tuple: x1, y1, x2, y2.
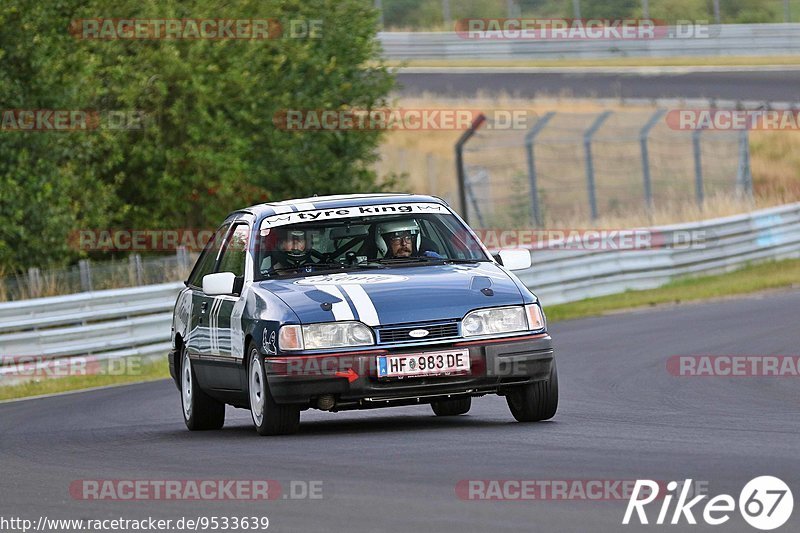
(505, 360, 558, 422)
(248, 344, 300, 436)
(431, 396, 471, 416)
(181, 347, 225, 430)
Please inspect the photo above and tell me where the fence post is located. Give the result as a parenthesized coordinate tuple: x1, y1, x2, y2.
(639, 109, 666, 212)
(692, 128, 704, 208)
(27, 267, 42, 298)
(177, 246, 191, 273)
(736, 129, 754, 199)
(129, 254, 144, 285)
(525, 111, 555, 227)
(426, 153, 436, 196)
(455, 113, 486, 224)
(78, 259, 93, 292)
(583, 111, 612, 221)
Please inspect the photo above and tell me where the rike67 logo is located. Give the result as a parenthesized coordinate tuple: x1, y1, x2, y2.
(623, 477, 793, 530)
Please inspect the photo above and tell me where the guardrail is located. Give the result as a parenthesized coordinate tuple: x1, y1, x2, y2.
(0, 282, 183, 386)
(379, 24, 800, 60)
(518, 202, 800, 304)
(2, 202, 800, 385)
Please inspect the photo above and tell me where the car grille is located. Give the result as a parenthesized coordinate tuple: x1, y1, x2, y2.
(376, 321, 460, 344)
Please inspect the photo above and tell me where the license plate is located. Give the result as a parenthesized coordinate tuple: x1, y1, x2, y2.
(377, 349, 470, 379)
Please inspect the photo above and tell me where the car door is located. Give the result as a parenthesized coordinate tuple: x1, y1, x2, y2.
(196, 220, 252, 391)
(185, 223, 230, 361)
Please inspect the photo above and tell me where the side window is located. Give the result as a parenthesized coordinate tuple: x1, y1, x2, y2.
(419, 219, 449, 256)
(187, 224, 229, 287)
(216, 224, 250, 277)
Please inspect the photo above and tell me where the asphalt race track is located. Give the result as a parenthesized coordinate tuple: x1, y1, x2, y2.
(1, 291, 798, 532)
(396, 69, 800, 102)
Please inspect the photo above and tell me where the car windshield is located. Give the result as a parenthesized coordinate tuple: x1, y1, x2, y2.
(254, 203, 489, 279)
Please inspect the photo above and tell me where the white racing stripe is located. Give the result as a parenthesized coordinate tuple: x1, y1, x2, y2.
(271, 205, 293, 214)
(293, 202, 315, 211)
(341, 284, 380, 326)
(314, 285, 354, 321)
(209, 298, 224, 354)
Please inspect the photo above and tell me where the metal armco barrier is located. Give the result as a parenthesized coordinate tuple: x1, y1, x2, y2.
(2, 202, 800, 383)
(0, 282, 183, 386)
(517, 202, 800, 305)
(378, 24, 800, 60)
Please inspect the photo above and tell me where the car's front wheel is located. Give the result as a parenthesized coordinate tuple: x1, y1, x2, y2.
(248, 344, 300, 436)
(505, 360, 558, 422)
(431, 397, 471, 416)
(181, 346, 225, 430)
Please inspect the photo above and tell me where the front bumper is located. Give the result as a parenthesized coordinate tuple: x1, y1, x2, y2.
(265, 333, 554, 409)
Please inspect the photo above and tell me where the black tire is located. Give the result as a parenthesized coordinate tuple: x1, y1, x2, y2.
(505, 360, 558, 422)
(180, 346, 225, 430)
(431, 396, 472, 416)
(248, 344, 300, 436)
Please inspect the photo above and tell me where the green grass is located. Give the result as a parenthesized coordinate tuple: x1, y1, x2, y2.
(546, 258, 800, 322)
(389, 56, 800, 68)
(2, 258, 799, 401)
(0, 358, 170, 402)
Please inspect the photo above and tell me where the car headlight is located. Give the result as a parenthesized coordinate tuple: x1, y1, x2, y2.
(462, 304, 545, 337)
(278, 322, 375, 351)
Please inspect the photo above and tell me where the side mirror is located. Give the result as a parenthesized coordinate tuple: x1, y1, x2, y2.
(202, 272, 236, 296)
(496, 249, 532, 271)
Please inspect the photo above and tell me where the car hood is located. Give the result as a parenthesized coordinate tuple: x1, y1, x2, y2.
(257, 262, 525, 326)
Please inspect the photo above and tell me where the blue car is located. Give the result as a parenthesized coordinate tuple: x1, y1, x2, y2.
(169, 193, 557, 435)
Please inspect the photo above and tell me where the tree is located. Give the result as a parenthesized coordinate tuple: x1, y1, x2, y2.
(0, 0, 395, 271)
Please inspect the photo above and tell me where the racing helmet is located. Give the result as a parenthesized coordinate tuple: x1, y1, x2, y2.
(375, 219, 421, 257)
(277, 228, 311, 265)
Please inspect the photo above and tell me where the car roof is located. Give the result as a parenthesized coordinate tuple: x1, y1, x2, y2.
(233, 193, 450, 219)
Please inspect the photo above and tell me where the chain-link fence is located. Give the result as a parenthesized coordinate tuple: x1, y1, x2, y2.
(456, 110, 752, 228)
(0, 249, 195, 302)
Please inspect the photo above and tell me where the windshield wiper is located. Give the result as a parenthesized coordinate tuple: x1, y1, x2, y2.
(270, 261, 384, 276)
(374, 257, 484, 265)
(374, 257, 434, 265)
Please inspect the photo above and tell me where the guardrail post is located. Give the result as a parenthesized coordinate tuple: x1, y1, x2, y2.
(525, 111, 555, 227)
(79, 259, 93, 292)
(455, 113, 486, 224)
(640, 109, 666, 212)
(736, 129, 754, 199)
(583, 111, 612, 221)
(692, 127, 704, 208)
(27, 268, 42, 298)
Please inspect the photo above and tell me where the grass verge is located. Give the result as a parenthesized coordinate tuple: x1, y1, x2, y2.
(2, 259, 798, 401)
(0, 358, 170, 402)
(546, 258, 800, 322)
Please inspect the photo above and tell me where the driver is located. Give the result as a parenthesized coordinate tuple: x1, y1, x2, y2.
(271, 228, 311, 270)
(375, 219, 441, 259)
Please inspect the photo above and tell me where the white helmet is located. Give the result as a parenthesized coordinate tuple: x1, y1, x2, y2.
(375, 219, 421, 257)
